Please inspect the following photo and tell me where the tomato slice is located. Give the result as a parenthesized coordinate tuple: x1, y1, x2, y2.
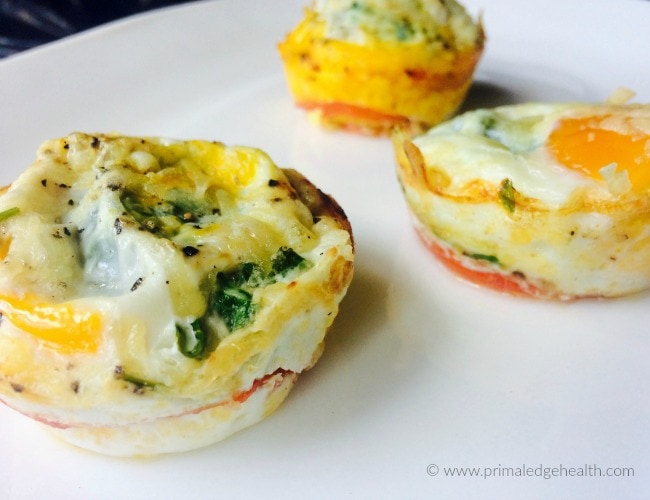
(0, 369, 296, 431)
(0, 396, 72, 429)
(299, 101, 413, 134)
(301, 101, 408, 124)
(232, 369, 291, 404)
(414, 227, 546, 298)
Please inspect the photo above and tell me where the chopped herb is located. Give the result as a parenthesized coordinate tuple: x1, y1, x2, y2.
(271, 247, 306, 276)
(212, 287, 255, 331)
(480, 114, 505, 143)
(0, 207, 20, 223)
(120, 188, 214, 239)
(481, 115, 497, 134)
(201, 246, 310, 333)
(218, 262, 265, 288)
(467, 253, 500, 264)
(115, 369, 157, 390)
(498, 178, 516, 213)
(176, 319, 207, 359)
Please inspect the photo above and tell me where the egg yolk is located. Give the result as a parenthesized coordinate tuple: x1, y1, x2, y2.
(0, 294, 102, 353)
(548, 114, 650, 192)
(0, 237, 11, 260)
(189, 141, 257, 193)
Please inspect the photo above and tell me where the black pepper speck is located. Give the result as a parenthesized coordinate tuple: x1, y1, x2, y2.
(130, 277, 144, 291)
(183, 246, 199, 257)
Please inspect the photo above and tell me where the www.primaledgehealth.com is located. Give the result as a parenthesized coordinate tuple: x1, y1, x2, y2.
(426, 463, 635, 480)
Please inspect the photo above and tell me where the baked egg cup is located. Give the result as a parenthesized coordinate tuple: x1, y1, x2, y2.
(394, 99, 650, 300)
(278, 0, 485, 136)
(0, 133, 354, 456)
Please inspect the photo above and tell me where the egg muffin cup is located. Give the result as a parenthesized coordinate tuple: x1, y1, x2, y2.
(278, 3, 484, 136)
(394, 101, 650, 300)
(0, 133, 354, 456)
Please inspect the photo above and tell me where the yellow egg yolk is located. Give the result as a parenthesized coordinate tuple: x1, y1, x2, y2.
(189, 141, 257, 193)
(0, 236, 11, 260)
(548, 114, 650, 192)
(0, 294, 102, 353)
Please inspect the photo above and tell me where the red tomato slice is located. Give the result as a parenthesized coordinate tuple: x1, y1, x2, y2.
(299, 101, 412, 134)
(0, 369, 295, 430)
(414, 227, 545, 298)
(232, 369, 291, 404)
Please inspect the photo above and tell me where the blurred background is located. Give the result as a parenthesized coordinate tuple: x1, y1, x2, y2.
(2, 0, 648, 58)
(0, 0, 196, 58)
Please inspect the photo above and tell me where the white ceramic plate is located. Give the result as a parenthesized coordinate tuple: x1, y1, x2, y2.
(1, 1, 649, 498)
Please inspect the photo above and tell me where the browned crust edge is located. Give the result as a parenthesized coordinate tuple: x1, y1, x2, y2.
(282, 168, 354, 249)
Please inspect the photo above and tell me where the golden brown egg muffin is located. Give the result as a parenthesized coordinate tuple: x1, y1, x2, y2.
(278, 0, 484, 135)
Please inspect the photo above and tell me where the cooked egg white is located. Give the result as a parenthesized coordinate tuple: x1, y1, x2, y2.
(0, 133, 354, 455)
(395, 100, 650, 299)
